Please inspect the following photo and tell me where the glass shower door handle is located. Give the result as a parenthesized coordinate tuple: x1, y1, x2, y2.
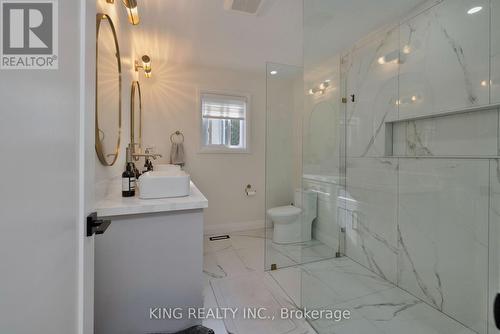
(495, 294, 500, 329)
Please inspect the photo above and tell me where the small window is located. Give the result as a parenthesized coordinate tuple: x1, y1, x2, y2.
(200, 92, 250, 153)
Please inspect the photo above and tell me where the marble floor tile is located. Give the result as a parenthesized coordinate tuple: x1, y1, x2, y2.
(203, 247, 251, 280)
(203, 284, 229, 334)
(316, 288, 476, 334)
(203, 228, 480, 334)
(211, 273, 315, 334)
(301, 258, 394, 307)
(270, 266, 303, 307)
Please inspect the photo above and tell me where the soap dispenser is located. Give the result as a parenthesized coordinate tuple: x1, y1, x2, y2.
(122, 146, 136, 197)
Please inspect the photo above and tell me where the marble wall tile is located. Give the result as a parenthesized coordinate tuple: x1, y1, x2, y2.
(489, 159, 500, 334)
(392, 108, 499, 156)
(345, 157, 399, 283)
(492, 0, 500, 103)
(398, 159, 489, 334)
(399, 0, 490, 119)
(344, 27, 399, 158)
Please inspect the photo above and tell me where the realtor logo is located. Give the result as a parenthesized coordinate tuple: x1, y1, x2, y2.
(1, 0, 58, 69)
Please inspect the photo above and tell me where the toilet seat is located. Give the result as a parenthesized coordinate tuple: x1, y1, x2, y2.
(267, 205, 301, 217)
(267, 189, 317, 244)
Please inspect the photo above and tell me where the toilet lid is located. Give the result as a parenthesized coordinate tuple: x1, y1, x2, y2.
(267, 205, 302, 216)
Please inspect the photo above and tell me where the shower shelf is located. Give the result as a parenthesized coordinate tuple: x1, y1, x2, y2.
(383, 103, 500, 157)
(385, 102, 500, 124)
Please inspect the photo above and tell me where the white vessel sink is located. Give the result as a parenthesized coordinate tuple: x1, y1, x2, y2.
(138, 170, 191, 199)
(154, 164, 181, 172)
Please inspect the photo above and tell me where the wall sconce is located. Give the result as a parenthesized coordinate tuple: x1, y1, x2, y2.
(122, 0, 140, 25)
(105, 0, 139, 25)
(308, 80, 331, 96)
(135, 55, 152, 78)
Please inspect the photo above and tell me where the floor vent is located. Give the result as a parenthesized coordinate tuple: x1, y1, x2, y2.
(224, 0, 264, 15)
(209, 235, 230, 241)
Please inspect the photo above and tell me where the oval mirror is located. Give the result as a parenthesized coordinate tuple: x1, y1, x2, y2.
(130, 81, 142, 149)
(95, 13, 122, 166)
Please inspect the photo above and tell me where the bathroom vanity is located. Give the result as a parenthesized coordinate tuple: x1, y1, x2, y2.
(94, 181, 208, 334)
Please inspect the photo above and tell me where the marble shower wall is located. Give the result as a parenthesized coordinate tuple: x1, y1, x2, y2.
(399, 0, 490, 119)
(397, 159, 489, 334)
(336, 1, 500, 334)
(492, 0, 500, 104)
(392, 108, 500, 156)
(345, 158, 399, 284)
(344, 27, 399, 158)
(489, 159, 500, 334)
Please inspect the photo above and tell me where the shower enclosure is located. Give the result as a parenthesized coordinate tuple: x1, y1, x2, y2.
(265, 62, 340, 271)
(266, 0, 500, 333)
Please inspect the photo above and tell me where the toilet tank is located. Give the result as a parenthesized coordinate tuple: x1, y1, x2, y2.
(294, 189, 318, 220)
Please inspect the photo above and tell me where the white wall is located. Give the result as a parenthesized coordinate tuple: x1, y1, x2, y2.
(140, 65, 266, 231)
(266, 67, 304, 213)
(0, 1, 82, 332)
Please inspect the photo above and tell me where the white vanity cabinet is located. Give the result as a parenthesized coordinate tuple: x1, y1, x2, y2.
(94, 182, 208, 334)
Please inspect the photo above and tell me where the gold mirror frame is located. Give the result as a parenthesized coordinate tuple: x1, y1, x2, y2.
(95, 13, 122, 166)
(130, 80, 142, 149)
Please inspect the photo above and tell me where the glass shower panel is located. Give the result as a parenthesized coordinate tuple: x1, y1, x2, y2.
(493, 0, 500, 103)
(265, 62, 306, 270)
(491, 159, 500, 333)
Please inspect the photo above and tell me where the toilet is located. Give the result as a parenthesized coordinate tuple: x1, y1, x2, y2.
(267, 189, 318, 244)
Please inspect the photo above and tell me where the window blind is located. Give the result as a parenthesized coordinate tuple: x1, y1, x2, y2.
(201, 93, 247, 120)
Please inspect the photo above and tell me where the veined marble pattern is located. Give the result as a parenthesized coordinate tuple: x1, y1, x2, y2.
(265, 228, 337, 270)
(492, 0, 500, 104)
(204, 228, 479, 334)
(311, 288, 476, 334)
(399, 0, 490, 119)
(345, 158, 399, 283)
(211, 274, 311, 334)
(343, 27, 399, 158)
(203, 229, 317, 334)
(392, 108, 499, 156)
(397, 159, 489, 334)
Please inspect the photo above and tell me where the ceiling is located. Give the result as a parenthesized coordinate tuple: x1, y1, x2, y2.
(134, 0, 303, 72)
(133, 0, 427, 72)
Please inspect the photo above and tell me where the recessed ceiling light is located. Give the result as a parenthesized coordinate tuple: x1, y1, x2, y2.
(270, 70, 278, 75)
(467, 6, 483, 14)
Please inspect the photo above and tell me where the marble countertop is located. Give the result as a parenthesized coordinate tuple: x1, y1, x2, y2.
(96, 181, 208, 217)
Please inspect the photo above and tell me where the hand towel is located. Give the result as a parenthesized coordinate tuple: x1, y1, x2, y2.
(170, 142, 185, 167)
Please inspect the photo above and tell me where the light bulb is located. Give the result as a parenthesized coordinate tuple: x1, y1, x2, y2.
(467, 6, 482, 14)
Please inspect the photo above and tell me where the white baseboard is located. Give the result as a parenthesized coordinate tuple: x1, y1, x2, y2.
(204, 220, 265, 235)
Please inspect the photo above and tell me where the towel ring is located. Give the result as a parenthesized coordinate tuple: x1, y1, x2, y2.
(170, 130, 184, 144)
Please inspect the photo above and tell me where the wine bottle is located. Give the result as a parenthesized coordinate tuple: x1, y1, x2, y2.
(122, 147, 136, 197)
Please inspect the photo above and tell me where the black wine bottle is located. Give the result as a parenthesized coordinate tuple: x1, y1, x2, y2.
(122, 147, 136, 197)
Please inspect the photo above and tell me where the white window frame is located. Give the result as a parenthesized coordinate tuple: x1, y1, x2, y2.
(198, 89, 251, 154)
